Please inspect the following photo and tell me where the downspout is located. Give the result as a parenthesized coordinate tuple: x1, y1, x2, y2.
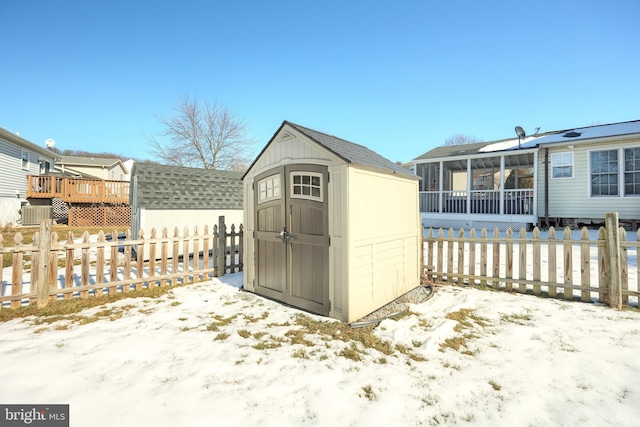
(544, 148, 549, 229)
(438, 161, 443, 213)
(499, 156, 505, 214)
(466, 158, 471, 216)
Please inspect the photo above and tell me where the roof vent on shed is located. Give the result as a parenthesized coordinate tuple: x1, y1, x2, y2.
(563, 131, 582, 138)
(279, 130, 295, 141)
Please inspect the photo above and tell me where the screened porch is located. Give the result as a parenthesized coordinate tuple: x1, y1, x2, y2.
(414, 150, 538, 229)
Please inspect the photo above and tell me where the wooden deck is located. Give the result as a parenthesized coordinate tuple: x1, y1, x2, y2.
(27, 175, 129, 204)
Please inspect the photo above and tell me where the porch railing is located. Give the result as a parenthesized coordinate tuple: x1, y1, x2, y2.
(27, 176, 130, 204)
(419, 189, 533, 215)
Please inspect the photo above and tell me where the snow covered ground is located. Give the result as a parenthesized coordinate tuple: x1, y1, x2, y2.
(1, 272, 639, 426)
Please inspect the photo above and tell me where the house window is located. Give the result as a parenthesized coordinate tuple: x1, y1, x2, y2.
(290, 172, 322, 201)
(624, 147, 640, 196)
(590, 149, 619, 196)
(21, 149, 29, 170)
(551, 152, 573, 178)
(39, 159, 50, 175)
(257, 174, 281, 204)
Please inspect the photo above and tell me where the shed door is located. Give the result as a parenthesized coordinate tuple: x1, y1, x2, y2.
(254, 165, 329, 316)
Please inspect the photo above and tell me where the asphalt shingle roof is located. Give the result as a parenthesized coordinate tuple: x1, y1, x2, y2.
(131, 163, 243, 209)
(412, 140, 494, 161)
(244, 121, 416, 179)
(286, 122, 416, 178)
(58, 155, 122, 167)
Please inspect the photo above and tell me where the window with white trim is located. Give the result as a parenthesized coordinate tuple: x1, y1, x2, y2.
(257, 174, 281, 204)
(39, 159, 50, 175)
(590, 149, 619, 196)
(290, 172, 322, 201)
(551, 152, 573, 178)
(624, 147, 640, 196)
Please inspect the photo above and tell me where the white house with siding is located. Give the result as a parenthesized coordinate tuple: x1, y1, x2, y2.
(525, 120, 640, 229)
(0, 127, 56, 226)
(413, 119, 640, 231)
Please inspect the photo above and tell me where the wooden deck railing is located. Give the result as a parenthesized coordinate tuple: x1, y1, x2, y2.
(27, 176, 129, 204)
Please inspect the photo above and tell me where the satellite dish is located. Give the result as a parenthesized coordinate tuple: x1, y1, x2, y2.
(45, 138, 55, 148)
(515, 126, 526, 149)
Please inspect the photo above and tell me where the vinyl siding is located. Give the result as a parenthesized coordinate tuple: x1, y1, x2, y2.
(0, 138, 52, 198)
(537, 138, 640, 221)
(347, 167, 421, 322)
(249, 131, 339, 175)
(0, 136, 55, 224)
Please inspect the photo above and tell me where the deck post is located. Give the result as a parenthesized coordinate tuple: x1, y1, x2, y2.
(605, 212, 622, 309)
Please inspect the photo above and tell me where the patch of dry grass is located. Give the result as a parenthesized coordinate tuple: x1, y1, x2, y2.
(287, 314, 427, 362)
(500, 312, 533, 325)
(360, 385, 377, 401)
(0, 285, 178, 323)
(439, 308, 489, 355)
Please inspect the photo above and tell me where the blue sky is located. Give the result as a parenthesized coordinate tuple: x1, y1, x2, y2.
(1, 0, 639, 164)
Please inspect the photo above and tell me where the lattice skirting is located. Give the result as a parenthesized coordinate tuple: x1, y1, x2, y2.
(68, 206, 131, 228)
(52, 198, 68, 219)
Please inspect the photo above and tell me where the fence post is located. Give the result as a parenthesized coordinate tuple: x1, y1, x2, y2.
(217, 216, 226, 277)
(37, 219, 52, 308)
(605, 212, 622, 309)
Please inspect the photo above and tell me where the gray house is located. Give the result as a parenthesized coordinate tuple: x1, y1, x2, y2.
(130, 163, 244, 246)
(0, 127, 56, 226)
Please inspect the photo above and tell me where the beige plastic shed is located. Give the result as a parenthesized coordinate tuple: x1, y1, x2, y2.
(242, 121, 422, 323)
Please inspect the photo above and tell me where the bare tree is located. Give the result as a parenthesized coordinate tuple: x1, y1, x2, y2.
(444, 133, 482, 146)
(147, 97, 256, 170)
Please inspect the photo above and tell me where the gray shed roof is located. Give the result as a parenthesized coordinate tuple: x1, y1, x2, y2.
(131, 163, 243, 209)
(244, 121, 417, 179)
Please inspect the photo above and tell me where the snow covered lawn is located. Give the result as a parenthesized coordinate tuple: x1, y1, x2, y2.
(1, 273, 639, 426)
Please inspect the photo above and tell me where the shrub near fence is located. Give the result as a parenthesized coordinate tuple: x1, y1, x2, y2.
(0, 217, 243, 309)
(423, 212, 639, 309)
